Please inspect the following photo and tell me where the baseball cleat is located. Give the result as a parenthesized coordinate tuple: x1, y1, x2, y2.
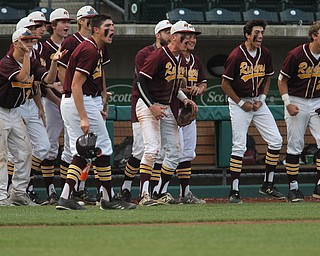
(56, 197, 86, 210)
(178, 191, 206, 204)
(287, 189, 304, 202)
(228, 190, 243, 204)
(118, 189, 132, 203)
(100, 197, 136, 210)
(259, 182, 286, 199)
(153, 192, 177, 205)
(139, 193, 158, 206)
(312, 184, 320, 199)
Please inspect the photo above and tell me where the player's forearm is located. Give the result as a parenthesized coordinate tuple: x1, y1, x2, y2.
(136, 74, 154, 107)
(16, 52, 31, 83)
(262, 77, 271, 95)
(72, 84, 87, 120)
(278, 74, 289, 96)
(45, 88, 61, 106)
(58, 65, 66, 85)
(44, 59, 58, 84)
(221, 78, 241, 104)
(102, 70, 107, 104)
(33, 93, 44, 111)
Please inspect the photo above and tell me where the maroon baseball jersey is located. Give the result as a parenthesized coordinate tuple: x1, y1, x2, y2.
(63, 37, 103, 96)
(280, 43, 320, 98)
(58, 32, 110, 68)
(223, 43, 274, 97)
(186, 53, 206, 101)
(34, 41, 44, 55)
(0, 52, 49, 108)
(41, 38, 61, 97)
(139, 45, 187, 105)
(131, 43, 157, 122)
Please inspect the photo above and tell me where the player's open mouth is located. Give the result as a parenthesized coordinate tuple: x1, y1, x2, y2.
(109, 33, 114, 38)
(64, 29, 69, 32)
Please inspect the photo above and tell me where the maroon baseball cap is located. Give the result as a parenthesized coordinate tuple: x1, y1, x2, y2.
(12, 28, 38, 43)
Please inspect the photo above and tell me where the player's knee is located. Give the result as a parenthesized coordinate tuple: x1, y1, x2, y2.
(143, 152, 158, 167)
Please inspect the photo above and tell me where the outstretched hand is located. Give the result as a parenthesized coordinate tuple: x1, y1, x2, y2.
(17, 40, 30, 54)
(52, 47, 68, 61)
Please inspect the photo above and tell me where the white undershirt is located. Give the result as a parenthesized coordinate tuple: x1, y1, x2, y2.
(311, 52, 320, 60)
(248, 49, 257, 58)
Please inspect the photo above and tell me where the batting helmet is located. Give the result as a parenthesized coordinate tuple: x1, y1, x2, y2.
(76, 132, 102, 159)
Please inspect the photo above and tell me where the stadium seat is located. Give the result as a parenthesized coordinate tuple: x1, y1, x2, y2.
(281, 0, 318, 13)
(0, 0, 39, 15)
(244, 0, 285, 12)
(205, 8, 242, 24)
(243, 8, 279, 24)
(0, 6, 25, 24)
(167, 8, 205, 23)
(210, 0, 246, 12)
(132, 0, 173, 23)
(279, 8, 315, 25)
(174, 0, 210, 12)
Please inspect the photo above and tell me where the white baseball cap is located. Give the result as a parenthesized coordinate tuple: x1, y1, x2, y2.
(77, 6, 98, 20)
(28, 11, 51, 24)
(49, 8, 74, 22)
(12, 28, 38, 43)
(170, 20, 193, 35)
(154, 19, 172, 34)
(188, 23, 201, 35)
(16, 17, 36, 30)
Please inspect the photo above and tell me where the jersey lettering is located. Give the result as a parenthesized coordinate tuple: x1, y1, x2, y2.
(297, 62, 320, 79)
(165, 62, 186, 82)
(239, 62, 266, 82)
(92, 58, 102, 79)
(11, 75, 34, 88)
(188, 68, 199, 83)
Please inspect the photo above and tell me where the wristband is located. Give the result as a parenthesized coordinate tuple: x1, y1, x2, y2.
(281, 93, 291, 106)
(259, 94, 266, 102)
(177, 90, 188, 102)
(238, 100, 245, 107)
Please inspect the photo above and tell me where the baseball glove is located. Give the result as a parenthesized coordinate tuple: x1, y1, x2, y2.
(177, 104, 196, 127)
(76, 132, 102, 159)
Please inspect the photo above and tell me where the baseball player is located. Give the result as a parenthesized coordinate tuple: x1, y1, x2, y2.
(58, 5, 100, 204)
(0, 28, 65, 206)
(6, 16, 51, 204)
(118, 20, 172, 202)
(136, 21, 197, 206)
(40, 8, 74, 205)
(221, 19, 285, 203)
(175, 23, 207, 204)
(57, 14, 136, 210)
(278, 21, 320, 202)
(28, 11, 51, 55)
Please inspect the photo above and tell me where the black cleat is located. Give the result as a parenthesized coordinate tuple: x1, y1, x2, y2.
(287, 189, 304, 202)
(228, 190, 243, 203)
(259, 182, 286, 199)
(56, 197, 86, 210)
(73, 188, 97, 205)
(100, 197, 136, 210)
(45, 192, 59, 205)
(312, 184, 320, 199)
(28, 190, 47, 205)
(118, 189, 132, 202)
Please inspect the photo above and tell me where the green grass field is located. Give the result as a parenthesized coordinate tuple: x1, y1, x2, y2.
(0, 202, 320, 256)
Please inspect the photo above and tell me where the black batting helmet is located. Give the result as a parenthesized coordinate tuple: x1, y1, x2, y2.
(76, 132, 101, 159)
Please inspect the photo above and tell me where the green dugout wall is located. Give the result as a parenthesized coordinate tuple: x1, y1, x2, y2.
(106, 105, 285, 168)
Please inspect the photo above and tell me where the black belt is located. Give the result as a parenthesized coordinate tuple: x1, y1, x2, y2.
(64, 92, 101, 98)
